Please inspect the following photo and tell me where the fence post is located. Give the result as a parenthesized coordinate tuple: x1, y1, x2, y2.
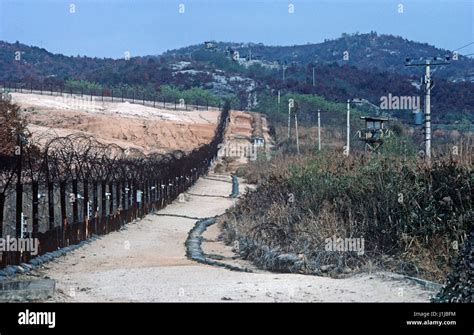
(83, 179, 89, 237)
(151, 179, 155, 204)
(93, 181, 98, 235)
(109, 181, 114, 227)
(0, 193, 4, 238)
(71, 179, 78, 224)
(127, 180, 132, 216)
(132, 180, 138, 218)
(115, 180, 120, 225)
(59, 181, 67, 247)
(47, 181, 55, 231)
(15, 182, 23, 237)
(121, 180, 126, 213)
(143, 180, 147, 212)
(32, 181, 39, 234)
(101, 180, 106, 234)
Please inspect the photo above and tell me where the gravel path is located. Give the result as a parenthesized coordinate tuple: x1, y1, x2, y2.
(24, 172, 437, 302)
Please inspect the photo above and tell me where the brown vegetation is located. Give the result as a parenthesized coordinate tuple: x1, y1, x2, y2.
(220, 137, 473, 282)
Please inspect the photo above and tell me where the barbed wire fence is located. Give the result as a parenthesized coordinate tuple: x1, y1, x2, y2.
(0, 95, 230, 268)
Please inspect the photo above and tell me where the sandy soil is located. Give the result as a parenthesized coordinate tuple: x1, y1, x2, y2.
(12, 93, 219, 154)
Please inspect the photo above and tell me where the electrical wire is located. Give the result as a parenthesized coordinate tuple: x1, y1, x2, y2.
(453, 42, 474, 52)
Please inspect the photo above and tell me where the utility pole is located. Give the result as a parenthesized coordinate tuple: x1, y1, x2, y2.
(282, 60, 287, 81)
(405, 56, 450, 161)
(345, 98, 365, 156)
(295, 109, 300, 154)
(346, 100, 350, 156)
(424, 62, 432, 160)
(312, 67, 315, 87)
(317, 109, 321, 151)
(16, 133, 26, 238)
(277, 90, 281, 115)
(288, 99, 293, 139)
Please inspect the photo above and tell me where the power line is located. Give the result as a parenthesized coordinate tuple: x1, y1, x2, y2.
(453, 41, 474, 52)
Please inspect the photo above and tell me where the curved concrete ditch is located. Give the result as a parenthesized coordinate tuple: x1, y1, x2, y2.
(185, 217, 251, 272)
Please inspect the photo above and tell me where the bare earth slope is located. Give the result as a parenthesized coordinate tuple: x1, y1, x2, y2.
(12, 92, 219, 154)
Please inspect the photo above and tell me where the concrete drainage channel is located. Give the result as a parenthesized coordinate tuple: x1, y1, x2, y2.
(185, 217, 252, 272)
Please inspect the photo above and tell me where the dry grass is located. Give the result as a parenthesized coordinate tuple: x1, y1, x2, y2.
(221, 137, 473, 282)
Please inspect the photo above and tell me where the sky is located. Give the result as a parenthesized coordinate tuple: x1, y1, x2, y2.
(0, 0, 473, 59)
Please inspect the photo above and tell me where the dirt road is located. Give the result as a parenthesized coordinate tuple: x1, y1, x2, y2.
(21, 170, 435, 302)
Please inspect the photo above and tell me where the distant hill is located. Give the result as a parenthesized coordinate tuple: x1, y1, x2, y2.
(1, 33, 473, 125)
(163, 33, 474, 83)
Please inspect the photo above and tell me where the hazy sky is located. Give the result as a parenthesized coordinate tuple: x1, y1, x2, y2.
(0, 0, 472, 58)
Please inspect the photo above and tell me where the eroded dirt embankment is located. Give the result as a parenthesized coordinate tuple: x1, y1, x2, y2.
(12, 92, 219, 154)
